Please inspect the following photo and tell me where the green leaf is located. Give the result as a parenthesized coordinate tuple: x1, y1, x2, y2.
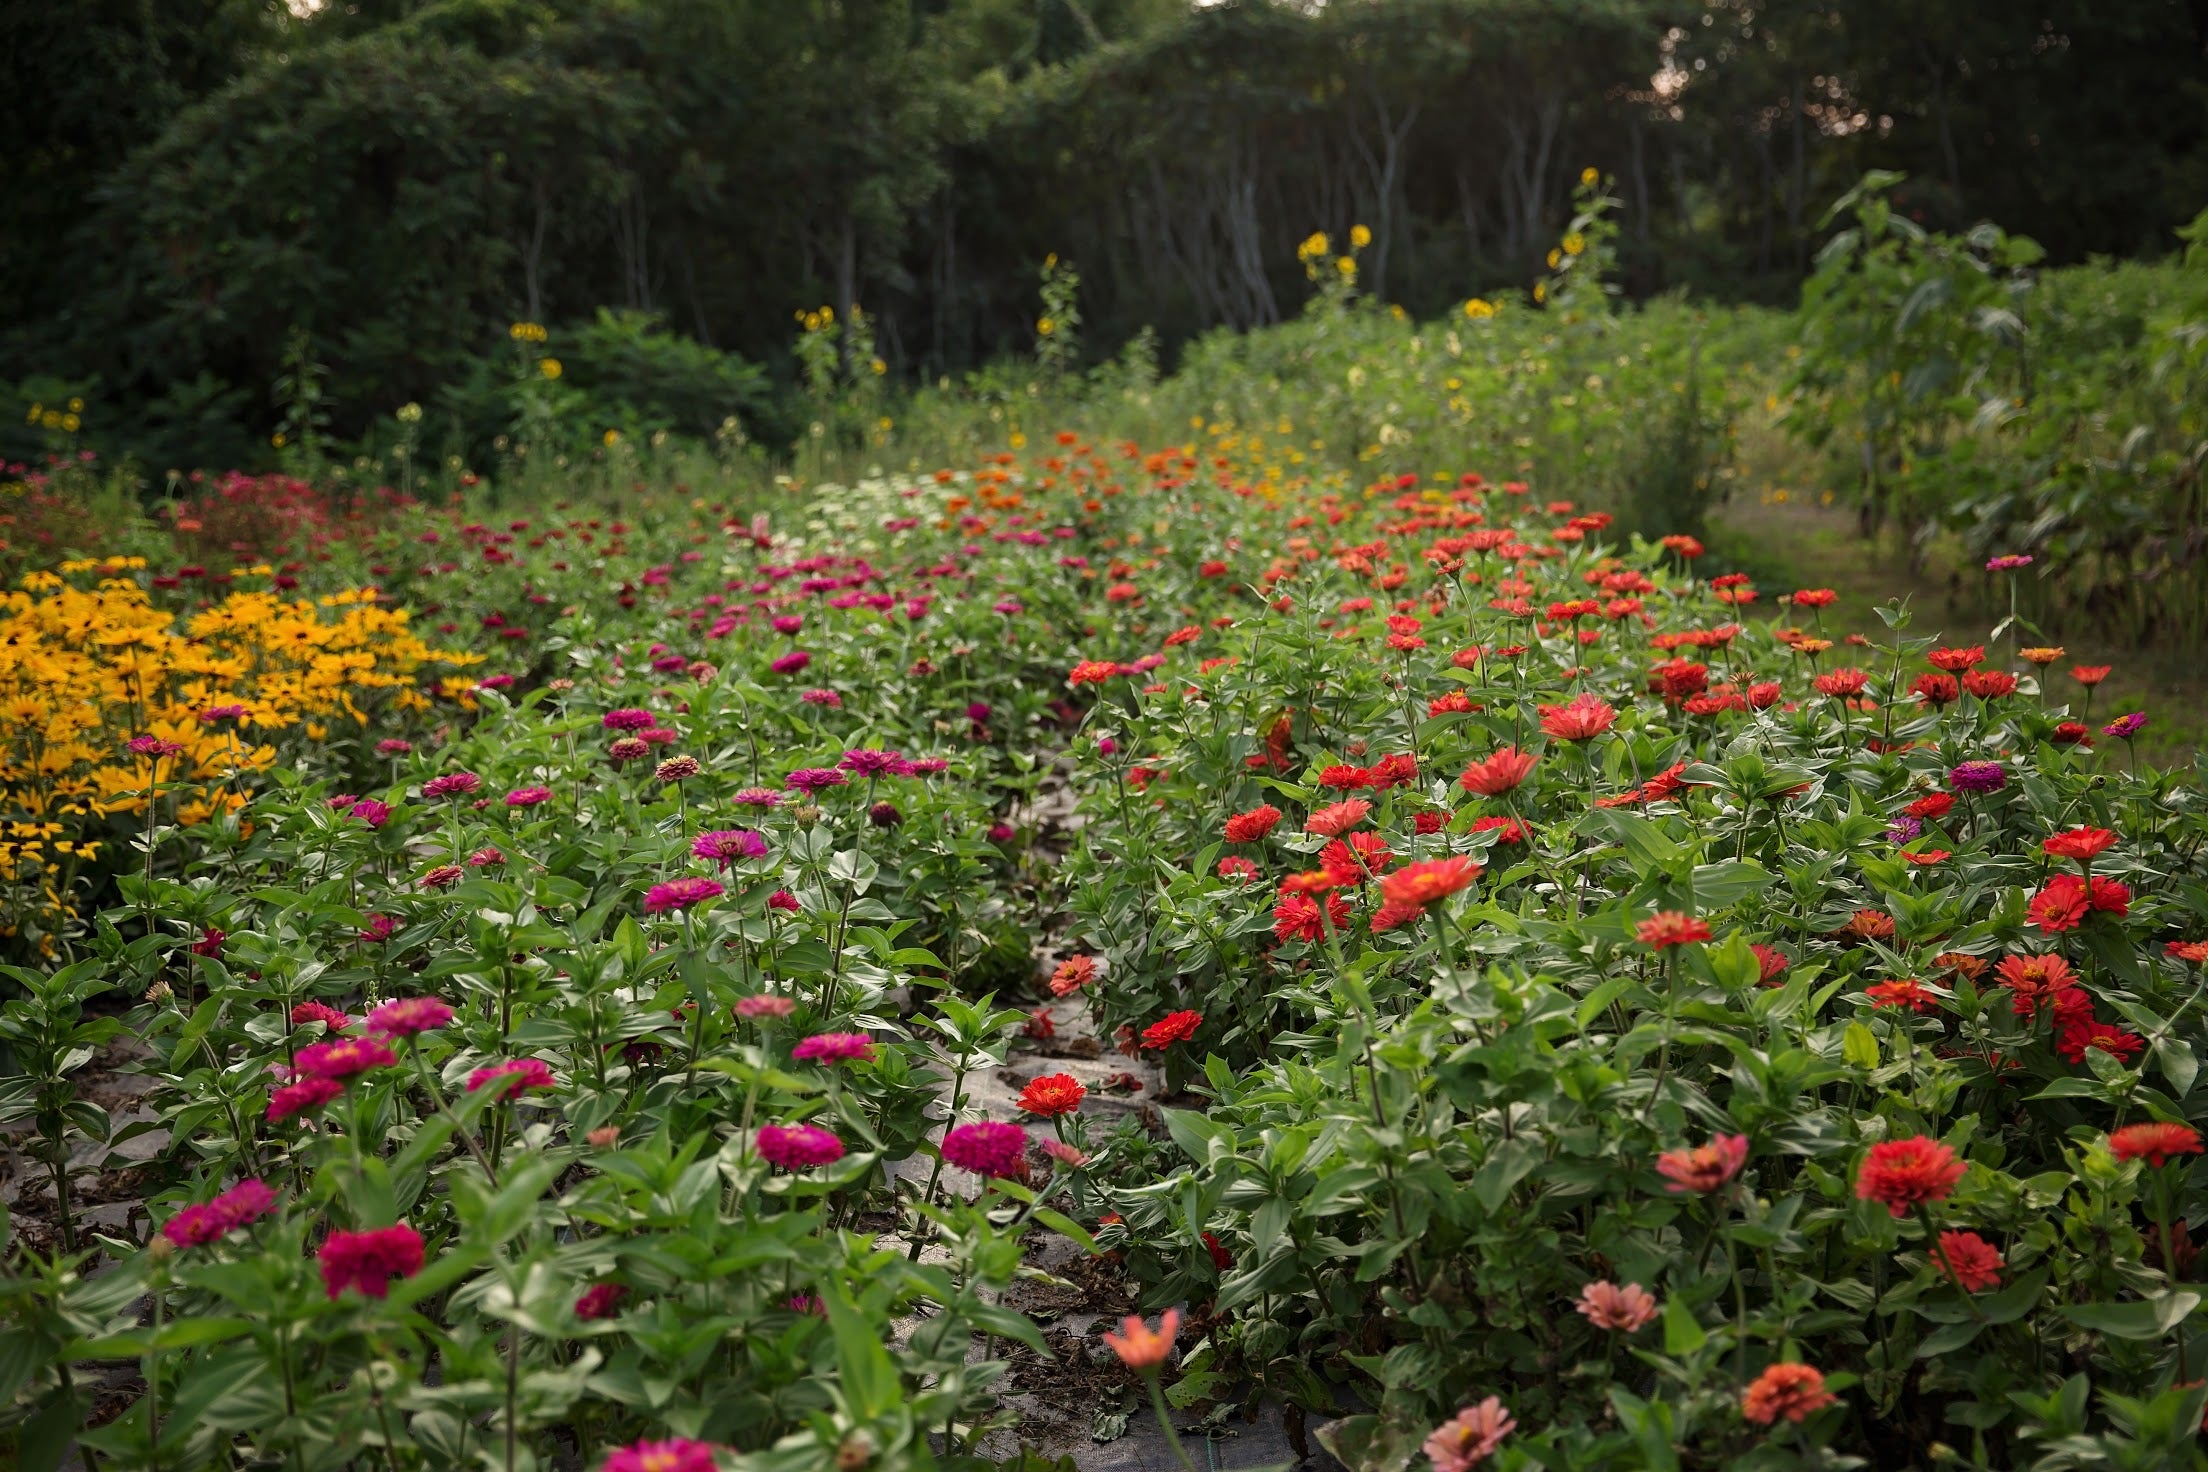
(1470, 1137, 1541, 1214)
(2059, 1291, 2201, 1340)
(1662, 1294, 1707, 1356)
(823, 1284, 902, 1420)
(1915, 1318, 1985, 1357)
(1842, 1021, 1880, 1070)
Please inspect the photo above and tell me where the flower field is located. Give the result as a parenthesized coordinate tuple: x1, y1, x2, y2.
(3, 421, 2207, 1472)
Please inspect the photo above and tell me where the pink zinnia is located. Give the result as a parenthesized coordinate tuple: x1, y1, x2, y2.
(792, 1032, 875, 1065)
(733, 787, 783, 808)
(318, 1223, 426, 1299)
(506, 786, 554, 808)
(643, 877, 724, 915)
(940, 1121, 1027, 1179)
(601, 1438, 720, 1472)
(268, 1076, 342, 1122)
(350, 799, 391, 829)
(770, 650, 812, 675)
(692, 829, 767, 866)
(1423, 1398, 1515, 1472)
(423, 772, 481, 800)
(1575, 1280, 1660, 1332)
(366, 996, 453, 1036)
(602, 708, 657, 731)
(467, 1059, 556, 1100)
(756, 1123, 845, 1169)
(575, 1282, 628, 1320)
(295, 1036, 396, 1080)
(162, 1179, 278, 1248)
(734, 994, 796, 1019)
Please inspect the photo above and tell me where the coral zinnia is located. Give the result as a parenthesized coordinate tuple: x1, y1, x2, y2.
(1855, 1136, 1966, 1217)
(1655, 1134, 1748, 1194)
(1538, 692, 1617, 742)
(1458, 746, 1538, 797)
(1305, 799, 1371, 837)
(2043, 826, 2118, 862)
(1017, 1073, 1086, 1116)
(1740, 1362, 1836, 1426)
(1422, 1398, 1515, 1472)
(1637, 911, 1712, 949)
(2108, 1121, 2205, 1167)
(1575, 1280, 1660, 1332)
(1865, 979, 1937, 1013)
(1933, 1230, 2004, 1292)
(1050, 955, 1098, 996)
(1102, 1308, 1179, 1371)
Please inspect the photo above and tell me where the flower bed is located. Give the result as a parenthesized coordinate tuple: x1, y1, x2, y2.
(1, 439, 2203, 1472)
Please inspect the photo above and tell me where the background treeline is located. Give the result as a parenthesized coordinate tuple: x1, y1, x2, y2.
(4, 0, 2206, 469)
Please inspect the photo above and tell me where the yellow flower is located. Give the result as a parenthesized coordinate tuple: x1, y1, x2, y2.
(1581, 166, 1599, 187)
(1562, 232, 1585, 256)
(271, 432, 287, 448)
(67, 397, 83, 413)
(1463, 299, 1496, 321)
(1533, 282, 1547, 303)
(1044, 252, 1058, 269)
(1349, 224, 1372, 249)
(1037, 318, 1055, 336)
(1334, 256, 1356, 278)
(1297, 231, 1330, 261)
(539, 358, 562, 380)
(602, 429, 620, 447)
(870, 357, 887, 376)
(1008, 431, 1027, 449)
(1547, 248, 1561, 270)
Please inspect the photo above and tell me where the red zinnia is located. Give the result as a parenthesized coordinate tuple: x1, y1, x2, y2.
(1306, 799, 1371, 837)
(1139, 1010, 1202, 1050)
(2027, 874, 2090, 933)
(1537, 692, 1617, 742)
(1855, 1136, 1966, 1217)
(1865, 979, 1937, 1013)
(2043, 827, 2118, 862)
(1018, 1073, 1086, 1116)
(2108, 1122, 2205, 1167)
(1224, 805, 1283, 843)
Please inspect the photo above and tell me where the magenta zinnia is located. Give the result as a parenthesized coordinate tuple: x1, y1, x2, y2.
(318, 1223, 426, 1300)
(756, 1123, 845, 1169)
(466, 1059, 556, 1100)
(162, 1179, 278, 1248)
(941, 1121, 1028, 1179)
(643, 877, 724, 915)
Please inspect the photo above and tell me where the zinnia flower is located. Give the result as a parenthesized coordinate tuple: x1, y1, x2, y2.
(1306, 799, 1371, 837)
(941, 1120, 1029, 1178)
(2108, 1121, 2205, 1167)
(423, 772, 482, 800)
(784, 767, 848, 794)
(1637, 911, 1712, 949)
(2103, 712, 2147, 738)
(1139, 1009, 1202, 1050)
(1932, 1230, 2003, 1292)
(291, 1001, 351, 1031)
(601, 1437, 720, 1472)
(268, 1076, 342, 1122)
(1422, 1398, 1515, 1472)
(506, 786, 554, 808)
(318, 1223, 426, 1299)
(366, 996, 454, 1036)
(162, 1179, 278, 1248)
(1947, 761, 2006, 795)
(1378, 857, 1481, 913)
(295, 1036, 396, 1080)
(2043, 827, 2118, 862)
(839, 747, 915, 778)
(466, 1059, 556, 1100)
(755, 1123, 844, 1169)
(1575, 1280, 1659, 1332)
(1865, 979, 1937, 1013)
(1050, 955, 1098, 996)
(643, 877, 724, 915)
(1740, 1362, 1836, 1425)
(1458, 747, 1538, 797)
(792, 1032, 875, 1065)
(1655, 1134, 1748, 1194)
(1538, 692, 1617, 742)
(1224, 804, 1283, 842)
(1855, 1136, 1966, 1217)
(1018, 1073, 1086, 1116)
(1102, 1309, 1179, 1371)
(733, 994, 796, 1019)
(693, 829, 767, 865)
(602, 708, 657, 731)
(575, 1282, 628, 1321)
